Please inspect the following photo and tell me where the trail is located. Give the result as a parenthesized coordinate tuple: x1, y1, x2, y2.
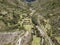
(36, 26, 53, 45)
(16, 31, 29, 45)
(16, 8, 35, 45)
(29, 8, 53, 45)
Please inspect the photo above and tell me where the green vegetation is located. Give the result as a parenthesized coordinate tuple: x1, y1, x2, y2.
(0, 0, 60, 45)
(5, 43, 11, 45)
(32, 36, 40, 45)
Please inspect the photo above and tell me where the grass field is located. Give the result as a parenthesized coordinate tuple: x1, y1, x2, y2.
(32, 36, 40, 45)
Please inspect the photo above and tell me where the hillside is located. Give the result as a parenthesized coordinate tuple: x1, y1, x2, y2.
(0, 0, 60, 45)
